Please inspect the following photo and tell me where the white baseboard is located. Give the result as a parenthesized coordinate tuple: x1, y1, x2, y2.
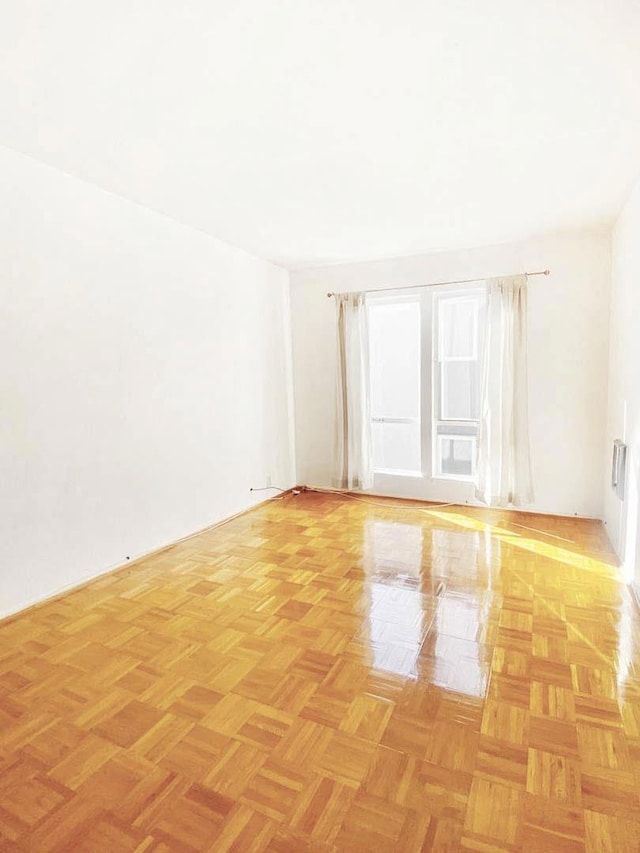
(0, 488, 297, 623)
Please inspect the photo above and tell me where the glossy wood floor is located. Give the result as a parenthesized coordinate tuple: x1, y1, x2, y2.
(1, 491, 640, 851)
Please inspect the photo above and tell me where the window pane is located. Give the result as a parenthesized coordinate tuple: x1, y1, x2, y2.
(438, 436, 475, 478)
(438, 297, 479, 359)
(369, 302, 420, 419)
(440, 360, 479, 420)
(372, 421, 421, 473)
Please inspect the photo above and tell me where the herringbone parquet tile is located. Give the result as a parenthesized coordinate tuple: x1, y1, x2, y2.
(1, 490, 639, 850)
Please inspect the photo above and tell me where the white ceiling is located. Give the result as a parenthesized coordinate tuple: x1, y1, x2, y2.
(2, 1, 640, 269)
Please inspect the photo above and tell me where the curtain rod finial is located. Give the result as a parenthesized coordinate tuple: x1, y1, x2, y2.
(327, 292, 334, 298)
(544, 269, 550, 275)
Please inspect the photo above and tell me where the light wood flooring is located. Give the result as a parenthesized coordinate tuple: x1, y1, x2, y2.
(1, 490, 640, 851)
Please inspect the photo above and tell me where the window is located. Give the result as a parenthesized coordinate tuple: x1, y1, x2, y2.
(433, 291, 484, 480)
(367, 286, 484, 484)
(368, 298, 421, 476)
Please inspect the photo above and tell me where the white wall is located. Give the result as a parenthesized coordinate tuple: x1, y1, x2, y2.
(604, 176, 640, 597)
(0, 146, 295, 619)
(291, 230, 611, 517)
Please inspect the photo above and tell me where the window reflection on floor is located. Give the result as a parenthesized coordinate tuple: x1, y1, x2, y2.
(362, 520, 426, 677)
(361, 518, 498, 694)
(421, 526, 497, 697)
(363, 518, 424, 581)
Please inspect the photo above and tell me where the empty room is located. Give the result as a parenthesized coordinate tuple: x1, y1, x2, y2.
(2, 1, 640, 850)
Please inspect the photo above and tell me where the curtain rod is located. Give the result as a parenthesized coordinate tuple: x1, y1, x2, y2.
(326, 268, 550, 298)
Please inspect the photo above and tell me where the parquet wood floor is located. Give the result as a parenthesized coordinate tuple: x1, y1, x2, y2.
(1, 490, 640, 851)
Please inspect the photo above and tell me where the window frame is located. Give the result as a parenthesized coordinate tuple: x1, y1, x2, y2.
(366, 284, 485, 489)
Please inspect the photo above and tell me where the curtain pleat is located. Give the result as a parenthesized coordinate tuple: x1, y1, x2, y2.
(475, 275, 534, 507)
(333, 293, 374, 490)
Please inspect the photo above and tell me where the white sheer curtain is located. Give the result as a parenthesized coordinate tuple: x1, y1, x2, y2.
(333, 293, 374, 490)
(475, 275, 534, 507)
